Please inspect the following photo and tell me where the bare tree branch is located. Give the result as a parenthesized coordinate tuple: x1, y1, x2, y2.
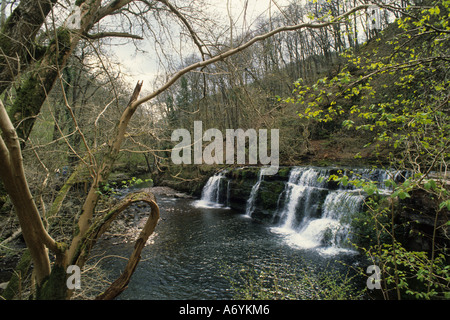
(95, 0, 135, 23)
(66, 80, 144, 267)
(84, 31, 144, 40)
(157, 0, 209, 59)
(94, 192, 160, 300)
(131, 4, 371, 109)
(0, 100, 61, 283)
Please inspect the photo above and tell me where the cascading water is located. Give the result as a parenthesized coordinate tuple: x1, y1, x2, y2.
(341, 167, 408, 194)
(226, 179, 231, 208)
(290, 190, 365, 256)
(194, 172, 227, 208)
(276, 167, 328, 229)
(272, 167, 365, 256)
(196, 166, 405, 256)
(245, 170, 263, 217)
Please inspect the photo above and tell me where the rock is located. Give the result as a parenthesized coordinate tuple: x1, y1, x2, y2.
(399, 188, 449, 252)
(225, 167, 294, 222)
(142, 186, 194, 199)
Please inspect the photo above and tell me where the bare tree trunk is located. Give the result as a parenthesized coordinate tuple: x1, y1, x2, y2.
(0, 0, 58, 210)
(66, 81, 144, 267)
(0, 0, 58, 95)
(0, 0, 6, 27)
(0, 100, 61, 285)
(8, 29, 74, 145)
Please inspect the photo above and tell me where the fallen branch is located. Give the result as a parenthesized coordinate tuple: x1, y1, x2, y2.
(94, 192, 160, 300)
(74, 191, 159, 267)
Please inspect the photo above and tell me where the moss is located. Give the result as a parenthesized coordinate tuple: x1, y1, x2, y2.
(36, 264, 67, 300)
(231, 167, 260, 180)
(33, 43, 47, 60)
(53, 27, 72, 51)
(10, 74, 46, 141)
(48, 174, 77, 218)
(277, 166, 291, 178)
(8, 26, 73, 142)
(56, 242, 68, 253)
(0, 33, 14, 56)
(258, 181, 285, 210)
(2, 250, 32, 300)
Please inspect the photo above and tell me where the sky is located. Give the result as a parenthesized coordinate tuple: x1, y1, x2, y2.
(111, 0, 294, 93)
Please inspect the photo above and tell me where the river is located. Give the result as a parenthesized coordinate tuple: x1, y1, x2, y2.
(92, 188, 365, 300)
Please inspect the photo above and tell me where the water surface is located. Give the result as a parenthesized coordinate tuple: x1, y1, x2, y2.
(94, 194, 361, 300)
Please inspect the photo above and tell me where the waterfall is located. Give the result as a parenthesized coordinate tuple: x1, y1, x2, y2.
(245, 170, 263, 217)
(341, 167, 408, 193)
(226, 179, 231, 209)
(272, 167, 365, 256)
(291, 190, 365, 256)
(196, 166, 402, 256)
(194, 172, 227, 208)
(276, 167, 328, 229)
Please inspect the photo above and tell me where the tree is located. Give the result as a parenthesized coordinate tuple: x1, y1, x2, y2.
(286, 0, 450, 299)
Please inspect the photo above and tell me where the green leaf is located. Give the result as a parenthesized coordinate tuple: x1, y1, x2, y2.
(398, 191, 410, 200)
(363, 183, 377, 195)
(428, 179, 437, 190)
(439, 200, 450, 211)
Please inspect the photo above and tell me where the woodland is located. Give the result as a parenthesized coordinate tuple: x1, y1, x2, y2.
(0, 0, 448, 300)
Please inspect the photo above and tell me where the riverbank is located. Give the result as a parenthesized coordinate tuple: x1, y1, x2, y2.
(100, 186, 194, 244)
